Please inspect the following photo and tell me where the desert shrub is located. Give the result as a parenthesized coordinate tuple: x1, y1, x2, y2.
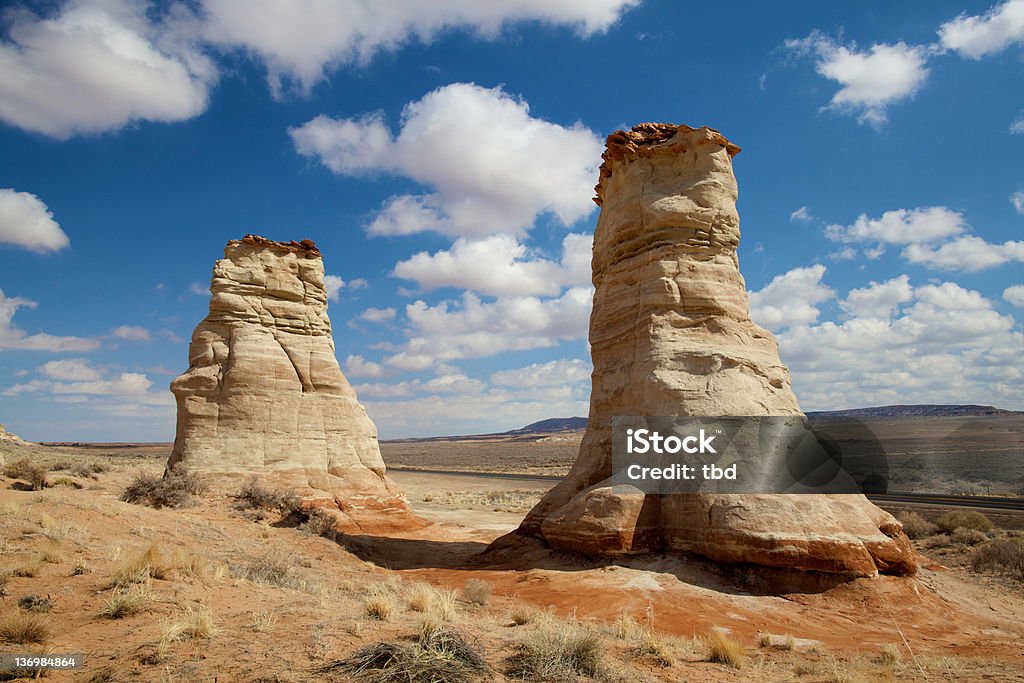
(0, 573, 8, 598)
(234, 478, 299, 512)
(897, 511, 938, 539)
(71, 462, 105, 478)
(635, 631, 677, 667)
(508, 602, 537, 626)
(100, 587, 151, 619)
(17, 595, 53, 613)
(324, 628, 486, 683)
(50, 477, 82, 489)
(40, 540, 64, 565)
(936, 510, 993, 534)
(951, 528, 988, 546)
(0, 612, 51, 644)
(301, 508, 338, 539)
(462, 579, 492, 606)
(12, 557, 44, 577)
(507, 616, 602, 680)
(108, 543, 205, 588)
(49, 460, 71, 471)
(971, 539, 1024, 579)
(121, 470, 205, 509)
(612, 611, 643, 640)
(948, 479, 979, 496)
(71, 558, 93, 575)
(161, 605, 218, 646)
(703, 629, 746, 669)
(2, 457, 48, 490)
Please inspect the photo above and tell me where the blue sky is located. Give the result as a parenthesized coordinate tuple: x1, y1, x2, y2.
(1, 0, 1022, 441)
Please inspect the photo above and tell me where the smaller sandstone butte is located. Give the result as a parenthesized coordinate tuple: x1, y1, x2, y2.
(168, 234, 423, 534)
(516, 123, 916, 578)
(0, 423, 26, 444)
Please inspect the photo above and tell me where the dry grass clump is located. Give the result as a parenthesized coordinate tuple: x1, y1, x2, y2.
(250, 609, 278, 632)
(612, 611, 643, 640)
(0, 573, 8, 598)
(508, 601, 538, 626)
(40, 540, 65, 564)
(635, 631, 677, 667)
(71, 462, 106, 479)
(703, 629, 747, 669)
(160, 605, 218, 651)
(507, 615, 603, 680)
(364, 590, 397, 621)
(0, 611, 51, 643)
(405, 581, 458, 620)
(323, 627, 487, 683)
(120, 469, 205, 509)
(2, 457, 49, 490)
(107, 543, 206, 588)
(971, 538, 1024, 579)
(50, 477, 83, 489)
(232, 550, 297, 588)
(71, 557, 93, 576)
(17, 595, 53, 613)
(12, 556, 44, 578)
(879, 642, 902, 666)
(896, 511, 938, 539)
(300, 508, 339, 539)
(935, 510, 993, 534)
(100, 587, 152, 619)
(462, 579, 492, 606)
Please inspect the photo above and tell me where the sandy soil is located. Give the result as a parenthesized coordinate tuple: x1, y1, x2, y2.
(1, 442, 1023, 682)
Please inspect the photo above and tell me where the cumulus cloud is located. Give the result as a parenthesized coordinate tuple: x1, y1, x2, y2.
(938, 0, 1024, 59)
(490, 358, 590, 387)
(825, 207, 967, 245)
(39, 358, 102, 381)
(1004, 285, 1024, 306)
(778, 279, 1024, 411)
(344, 354, 388, 378)
(748, 265, 835, 330)
(381, 286, 592, 371)
(1012, 112, 1024, 134)
(393, 233, 591, 296)
(0, 0, 216, 138)
(110, 325, 150, 341)
(290, 83, 603, 238)
(0, 288, 99, 352)
(0, 189, 70, 252)
(785, 32, 929, 128)
(323, 275, 345, 302)
(361, 307, 396, 323)
(903, 235, 1024, 271)
(199, 0, 637, 96)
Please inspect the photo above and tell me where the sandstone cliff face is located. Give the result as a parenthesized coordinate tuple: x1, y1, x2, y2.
(168, 235, 422, 534)
(518, 124, 916, 577)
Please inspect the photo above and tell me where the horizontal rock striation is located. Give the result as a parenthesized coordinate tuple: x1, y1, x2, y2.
(517, 124, 916, 577)
(168, 234, 424, 534)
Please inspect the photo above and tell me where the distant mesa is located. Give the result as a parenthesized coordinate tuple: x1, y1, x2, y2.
(168, 234, 426, 534)
(808, 404, 1021, 419)
(510, 123, 918, 578)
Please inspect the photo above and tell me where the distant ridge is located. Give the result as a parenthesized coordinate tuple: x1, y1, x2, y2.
(806, 404, 1021, 419)
(382, 416, 587, 443)
(505, 417, 588, 434)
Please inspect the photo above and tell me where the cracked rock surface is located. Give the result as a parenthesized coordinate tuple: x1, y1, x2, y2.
(168, 235, 424, 534)
(516, 124, 917, 577)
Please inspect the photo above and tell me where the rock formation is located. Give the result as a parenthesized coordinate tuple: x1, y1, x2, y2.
(168, 235, 423, 534)
(0, 423, 26, 444)
(517, 124, 916, 577)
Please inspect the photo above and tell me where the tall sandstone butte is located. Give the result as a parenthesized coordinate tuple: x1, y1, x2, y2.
(168, 235, 422, 534)
(518, 124, 916, 577)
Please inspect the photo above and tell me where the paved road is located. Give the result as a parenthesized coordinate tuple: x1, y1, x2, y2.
(389, 467, 1024, 511)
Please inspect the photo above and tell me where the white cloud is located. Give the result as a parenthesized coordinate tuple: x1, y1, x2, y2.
(828, 246, 857, 261)
(790, 206, 813, 222)
(393, 233, 591, 296)
(0, 288, 99, 352)
(348, 278, 369, 290)
(0, 189, 70, 252)
(490, 358, 590, 387)
(39, 358, 102, 381)
(361, 307, 396, 323)
(902, 235, 1024, 272)
(1012, 112, 1024, 134)
(825, 207, 967, 245)
(344, 354, 388, 378)
(748, 265, 835, 330)
(938, 0, 1024, 59)
(382, 286, 592, 371)
(110, 325, 150, 341)
(189, 282, 207, 296)
(324, 274, 345, 302)
(1004, 285, 1024, 306)
(290, 83, 603, 238)
(199, 0, 637, 96)
(1011, 191, 1024, 214)
(786, 32, 929, 128)
(840, 275, 913, 319)
(779, 279, 1024, 411)
(0, 0, 216, 138)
